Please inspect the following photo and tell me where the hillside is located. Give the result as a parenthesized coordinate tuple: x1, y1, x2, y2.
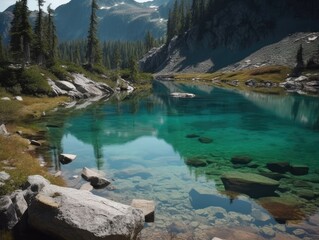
(0, 0, 168, 43)
(140, 0, 319, 74)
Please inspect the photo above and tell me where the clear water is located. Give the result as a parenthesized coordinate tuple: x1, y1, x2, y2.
(43, 81, 319, 239)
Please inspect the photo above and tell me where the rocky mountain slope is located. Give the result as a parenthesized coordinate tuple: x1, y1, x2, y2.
(0, 0, 169, 43)
(140, 0, 319, 74)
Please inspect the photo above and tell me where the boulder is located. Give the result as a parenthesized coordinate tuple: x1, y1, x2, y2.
(59, 153, 77, 164)
(72, 74, 104, 96)
(0, 196, 18, 229)
(221, 172, 279, 198)
(231, 156, 252, 164)
(22, 175, 51, 204)
(11, 191, 28, 218)
(28, 184, 144, 240)
(81, 167, 111, 189)
(289, 165, 309, 176)
(55, 80, 77, 91)
(0, 124, 9, 135)
(266, 162, 290, 173)
(257, 196, 304, 223)
(131, 199, 155, 222)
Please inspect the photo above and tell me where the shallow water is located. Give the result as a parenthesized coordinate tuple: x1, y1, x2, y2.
(43, 81, 319, 239)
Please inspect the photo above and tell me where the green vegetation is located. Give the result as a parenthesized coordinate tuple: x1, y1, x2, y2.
(175, 65, 291, 94)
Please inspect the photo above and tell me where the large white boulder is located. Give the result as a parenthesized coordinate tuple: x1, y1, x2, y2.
(28, 184, 144, 240)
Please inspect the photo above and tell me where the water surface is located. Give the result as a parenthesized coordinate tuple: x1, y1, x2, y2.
(43, 81, 319, 239)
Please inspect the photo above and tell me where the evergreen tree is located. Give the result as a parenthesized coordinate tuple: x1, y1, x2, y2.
(34, 0, 45, 64)
(129, 55, 138, 82)
(20, 0, 32, 66)
(86, 0, 101, 68)
(112, 46, 121, 70)
(10, 1, 23, 62)
(45, 4, 58, 66)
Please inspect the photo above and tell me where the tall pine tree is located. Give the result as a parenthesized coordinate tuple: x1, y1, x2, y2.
(86, 0, 101, 68)
(34, 0, 45, 64)
(45, 4, 58, 66)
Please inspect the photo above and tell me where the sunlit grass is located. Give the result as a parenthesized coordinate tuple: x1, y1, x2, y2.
(174, 65, 291, 94)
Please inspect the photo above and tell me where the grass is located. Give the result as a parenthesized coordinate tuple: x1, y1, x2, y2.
(174, 65, 291, 94)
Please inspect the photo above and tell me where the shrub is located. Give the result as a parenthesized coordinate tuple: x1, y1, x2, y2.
(20, 67, 51, 95)
(49, 64, 70, 80)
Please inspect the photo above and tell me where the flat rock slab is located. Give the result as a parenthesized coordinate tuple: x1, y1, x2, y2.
(221, 172, 279, 198)
(266, 162, 290, 173)
(289, 165, 309, 176)
(59, 154, 77, 165)
(28, 184, 144, 240)
(131, 199, 155, 222)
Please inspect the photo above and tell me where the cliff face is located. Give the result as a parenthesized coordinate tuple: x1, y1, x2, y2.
(140, 0, 319, 74)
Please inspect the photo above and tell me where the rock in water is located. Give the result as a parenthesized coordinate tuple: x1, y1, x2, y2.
(198, 137, 213, 144)
(266, 162, 290, 173)
(131, 199, 155, 222)
(59, 153, 77, 165)
(289, 165, 309, 176)
(221, 172, 279, 198)
(81, 167, 111, 189)
(257, 197, 304, 223)
(231, 156, 252, 164)
(28, 184, 144, 240)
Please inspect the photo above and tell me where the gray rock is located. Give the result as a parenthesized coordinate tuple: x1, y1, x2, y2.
(221, 172, 279, 198)
(0, 196, 18, 229)
(170, 92, 195, 98)
(294, 76, 308, 82)
(0, 171, 10, 182)
(11, 191, 28, 218)
(22, 175, 51, 204)
(131, 199, 155, 222)
(0, 124, 9, 135)
(59, 153, 77, 165)
(79, 182, 93, 191)
(55, 80, 77, 91)
(28, 184, 144, 240)
(251, 209, 271, 222)
(81, 167, 111, 189)
(14, 96, 23, 101)
(266, 162, 290, 173)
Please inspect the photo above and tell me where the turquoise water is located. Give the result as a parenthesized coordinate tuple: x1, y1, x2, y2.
(44, 81, 319, 239)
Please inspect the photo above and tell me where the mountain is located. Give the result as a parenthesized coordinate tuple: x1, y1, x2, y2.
(54, 0, 167, 41)
(140, 0, 319, 73)
(0, 0, 169, 44)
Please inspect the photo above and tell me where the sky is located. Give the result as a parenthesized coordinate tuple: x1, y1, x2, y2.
(0, 0, 150, 12)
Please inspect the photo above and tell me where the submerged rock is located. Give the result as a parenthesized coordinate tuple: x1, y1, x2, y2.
(221, 172, 279, 198)
(28, 184, 144, 240)
(230, 156, 252, 165)
(185, 158, 208, 167)
(289, 165, 309, 176)
(0, 196, 18, 229)
(266, 162, 290, 173)
(257, 196, 304, 223)
(186, 133, 200, 138)
(131, 199, 155, 222)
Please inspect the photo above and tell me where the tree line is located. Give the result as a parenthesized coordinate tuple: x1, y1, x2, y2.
(3, 0, 163, 71)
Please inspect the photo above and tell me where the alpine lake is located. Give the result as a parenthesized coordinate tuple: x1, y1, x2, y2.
(38, 80, 319, 240)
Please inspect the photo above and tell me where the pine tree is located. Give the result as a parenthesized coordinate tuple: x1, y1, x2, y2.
(296, 44, 304, 69)
(10, 1, 23, 62)
(86, 0, 102, 68)
(20, 0, 32, 66)
(34, 0, 45, 64)
(129, 55, 138, 82)
(45, 4, 58, 66)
